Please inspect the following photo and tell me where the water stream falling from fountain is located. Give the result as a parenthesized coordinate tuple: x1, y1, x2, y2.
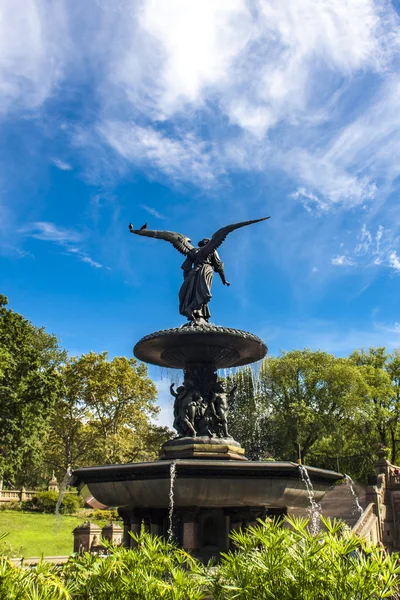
(53, 466, 73, 533)
(55, 466, 73, 518)
(167, 461, 177, 542)
(299, 465, 322, 535)
(344, 474, 364, 517)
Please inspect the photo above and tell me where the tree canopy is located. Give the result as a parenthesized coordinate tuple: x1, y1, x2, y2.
(0, 295, 66, 486)
(229, 347, 400, 479)
(46, 352, 171, 475)
(0, 295, 172, 487)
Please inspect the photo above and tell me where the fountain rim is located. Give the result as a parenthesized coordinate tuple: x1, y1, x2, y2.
(71, 459, 343, 489)
(133, 322, 268, 369)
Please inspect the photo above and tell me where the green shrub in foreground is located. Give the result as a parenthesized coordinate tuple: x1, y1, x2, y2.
(211, 516, 400, 599)
(0, 518, 399, 599)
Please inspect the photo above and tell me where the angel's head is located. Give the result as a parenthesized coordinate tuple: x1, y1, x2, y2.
(198, 238, 210, 247)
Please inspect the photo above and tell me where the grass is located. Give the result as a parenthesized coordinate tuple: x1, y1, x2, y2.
(0, 511, 106, 557)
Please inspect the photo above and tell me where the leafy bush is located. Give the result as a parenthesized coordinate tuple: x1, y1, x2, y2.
(61, 494, 84, 515)
(0, 519, 399, 599)
(211, 516, 400, 599)
(25, 490, 59, 513)
(0, 556, 72, 599)
(0, 501, 21, 512)
(63, 533, 206, 600)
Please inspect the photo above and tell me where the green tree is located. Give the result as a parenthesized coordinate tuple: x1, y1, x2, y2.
(228, 367, 273, 460)
(261, 349, 368, 462)
(230, 350, 368, 464)
(46, 351, 172, 473)
(0, 295, 66, 486)
(350, 347, 400, 464)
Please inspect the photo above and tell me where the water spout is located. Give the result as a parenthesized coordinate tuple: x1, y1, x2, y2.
(167, 461, 177, 542)
(299, 465, 322, 535)
(344, 474, 364, 517)
(55, 466, 72, 518)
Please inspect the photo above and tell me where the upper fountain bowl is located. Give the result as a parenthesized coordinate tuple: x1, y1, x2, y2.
(134, 323, 268, 369)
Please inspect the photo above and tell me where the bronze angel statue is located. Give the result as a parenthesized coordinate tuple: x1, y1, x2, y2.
(128, 217, 269, 323)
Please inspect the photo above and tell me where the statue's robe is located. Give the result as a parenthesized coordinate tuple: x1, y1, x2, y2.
(179, 249, 224, 321)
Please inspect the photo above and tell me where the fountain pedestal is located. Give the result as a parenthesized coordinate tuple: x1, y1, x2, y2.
(134, 322, 267, 461)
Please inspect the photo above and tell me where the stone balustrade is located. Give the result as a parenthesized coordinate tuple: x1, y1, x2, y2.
(0, 489, 78, 503)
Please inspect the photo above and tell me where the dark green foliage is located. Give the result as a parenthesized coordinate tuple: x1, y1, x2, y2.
(0, 294, 66, 487)
(211, 517, 400, 599)
(0, 523, 399, 599)
(228, 348, 400, 480)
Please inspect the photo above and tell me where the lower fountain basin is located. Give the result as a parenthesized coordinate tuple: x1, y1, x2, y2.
(71, 460, 343, 510)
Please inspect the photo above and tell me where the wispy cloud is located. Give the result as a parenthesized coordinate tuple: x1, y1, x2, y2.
(331, 223, 400, 273)
(95, 121, 224, 188)
(389, 251, 400, 271)
(20, 222, 105, 269)
(20, 221, 81, 244)
(66, 246, 105, 269)
(2, 1, 399, 201)
(0, 0, 69, 114)
(2, 0, 400, 288)
(52, 158, 72, 171)
(140, 204, 166, 220)
(331, 255, 356, 267)
(79, 255, 103, 269)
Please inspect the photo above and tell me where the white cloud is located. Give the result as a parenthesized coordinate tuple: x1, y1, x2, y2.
(389, 251, 400, 271)
(96, 121, 224, 188)
(79, 255, 103, 269)
(19, 222, 105, 269)
(0, 0, 69, 113)
(1, 0, 400, 213)
(20, 221, 81, 244)
(52, 158, 72, 171)
(137, 0, 251, 115)
(331, 255, 356, 267)
(355, 224, 373, 255)
(65, 247, 105, 269)
(376, 321, 400, 335)
(329, 222, 400, 275)
(140, 204, 166, 220)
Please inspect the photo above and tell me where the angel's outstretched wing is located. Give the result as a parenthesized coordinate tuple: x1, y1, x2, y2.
(198, 217, 270, 260)
(129, 224, 193, 257)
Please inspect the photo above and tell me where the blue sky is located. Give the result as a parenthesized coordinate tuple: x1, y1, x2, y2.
(1, 0, 400, 426)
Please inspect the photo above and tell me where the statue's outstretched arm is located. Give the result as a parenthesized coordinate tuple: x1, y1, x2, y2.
(198, 217, 270, 261)
(211, 251, 230, 286)
(129, 223, 193, 256)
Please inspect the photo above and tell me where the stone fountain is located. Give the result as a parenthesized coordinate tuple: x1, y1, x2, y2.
(71, 217, 342, 561)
